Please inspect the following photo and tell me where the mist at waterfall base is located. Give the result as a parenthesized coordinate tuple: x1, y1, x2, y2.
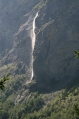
(30, 12, 38, 80)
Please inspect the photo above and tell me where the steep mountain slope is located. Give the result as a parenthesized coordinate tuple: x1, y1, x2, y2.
(0, 0, 79, 119)
(34, 0, 79, 90)
(1, 79, 79, 119)
(1, 0, 79, 92)
(0, 0, 41, 79)
(0, 0, 41, 104)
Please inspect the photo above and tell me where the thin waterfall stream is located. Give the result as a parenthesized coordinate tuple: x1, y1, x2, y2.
(15, 12, 38, 103)
(30, 12, 38, 80)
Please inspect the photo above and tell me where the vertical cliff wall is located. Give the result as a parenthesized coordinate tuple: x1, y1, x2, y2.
(0, 0, 40, 79)
(33, 0, 79, 90)
(0, 0, 79, 91)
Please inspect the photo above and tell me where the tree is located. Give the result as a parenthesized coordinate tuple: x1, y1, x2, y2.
(74, 50, 79, 58)
(74, 50, 79, 118)
(74, 105, 79, 118)
(0, 74, 10, 90)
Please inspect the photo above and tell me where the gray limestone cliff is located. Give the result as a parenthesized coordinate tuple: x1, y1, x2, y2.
(33, 0, 79, 90)
(0, 0, 79, 92)
(0, 0, 40, 79)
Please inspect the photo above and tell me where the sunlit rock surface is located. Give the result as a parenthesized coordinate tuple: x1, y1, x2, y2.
(0, 0, 79, 91)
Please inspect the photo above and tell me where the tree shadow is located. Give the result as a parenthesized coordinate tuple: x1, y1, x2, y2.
(29, 79, 64, 94)
(29, 76, 79, 94)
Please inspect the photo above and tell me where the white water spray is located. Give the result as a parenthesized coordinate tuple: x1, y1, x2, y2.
(30, 12, 38, 80)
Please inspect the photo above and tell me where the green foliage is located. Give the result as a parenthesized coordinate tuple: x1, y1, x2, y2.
(0, 74, 10, 90)
(5, 93, 44, 119)
(74, 50, 79, 118)
(39, 0, 46, 9)
(74, 105, 79, 117)
(0, 72, 79, 119)
(74, 50, 79, 58)
(0, 85, 79, 119)
(0, 50, 79, 118)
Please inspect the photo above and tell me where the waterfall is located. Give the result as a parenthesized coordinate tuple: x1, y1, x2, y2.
(30, 12, 38, 80)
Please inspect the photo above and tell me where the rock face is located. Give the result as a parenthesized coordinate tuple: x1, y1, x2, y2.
(0, 0, 79, 91)
(33, 0, 79, 90)
(0, 0, 40, 79)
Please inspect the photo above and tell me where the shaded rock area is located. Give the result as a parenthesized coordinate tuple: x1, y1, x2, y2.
(0, 0, 79, 92)
(33, 0, 79, 90)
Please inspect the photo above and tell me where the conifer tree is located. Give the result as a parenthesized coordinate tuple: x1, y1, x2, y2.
(0, 74, 10, 90)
